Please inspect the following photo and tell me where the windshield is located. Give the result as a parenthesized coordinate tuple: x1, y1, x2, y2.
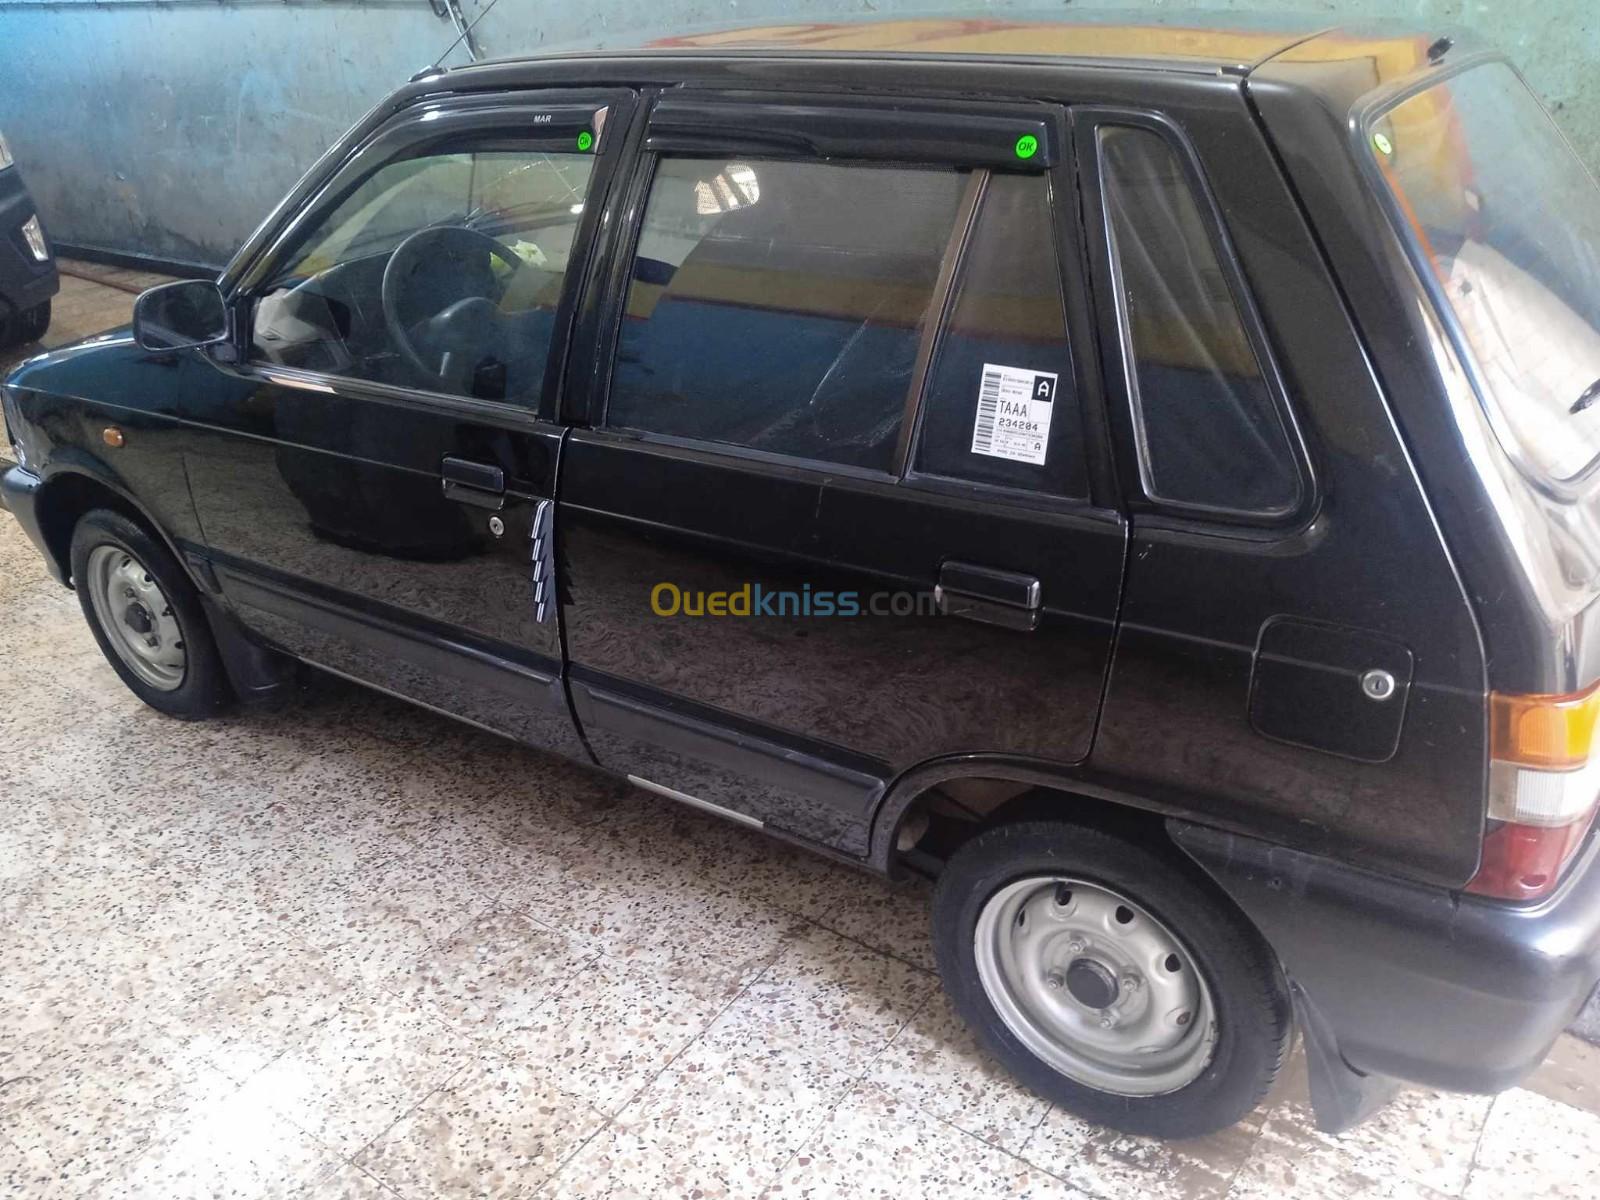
(1371, 62, 1600, 485)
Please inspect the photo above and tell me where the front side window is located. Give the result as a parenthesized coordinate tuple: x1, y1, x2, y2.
(1372, 63, 1600, 485)
(914, 172, 1085, 497)
(1100, 126, 1300, 515)
(249, 144, 594, 403)
(607, 157, 968, 471)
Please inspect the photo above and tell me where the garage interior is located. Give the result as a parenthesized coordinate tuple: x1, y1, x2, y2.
(4, 3, 1600, 1198)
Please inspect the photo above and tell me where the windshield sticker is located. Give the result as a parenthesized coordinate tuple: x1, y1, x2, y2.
(971, 364, 1057, 465)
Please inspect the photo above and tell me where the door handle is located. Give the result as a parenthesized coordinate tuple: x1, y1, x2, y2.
(935, 561, 1042, 632)
(441, 456, 505, 511)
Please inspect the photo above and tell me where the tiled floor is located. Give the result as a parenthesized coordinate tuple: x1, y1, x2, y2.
(3, 271, 1600, 1198)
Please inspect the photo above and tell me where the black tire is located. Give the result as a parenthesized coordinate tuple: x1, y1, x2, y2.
(19, 299, 51, 343)
(0, 299, 49, 349)
(70, 508, 231, 719)
(932, 819, 1291, 1139)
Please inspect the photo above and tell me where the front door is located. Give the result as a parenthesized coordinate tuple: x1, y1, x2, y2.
(182, 90, 633, 756)
(558, 94, 1127, 853)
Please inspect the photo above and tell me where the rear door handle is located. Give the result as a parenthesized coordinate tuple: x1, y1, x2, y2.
(935, 561, 1042, 632)
(441, 456, 505, 511)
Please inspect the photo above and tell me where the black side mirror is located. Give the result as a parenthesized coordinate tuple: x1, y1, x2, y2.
(133, 280, 229, 352)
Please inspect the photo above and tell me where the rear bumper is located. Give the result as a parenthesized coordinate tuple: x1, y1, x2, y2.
(1, 464, 63, 584)
(1172, 820, 1600, 1095)
(0, 166, 59, 316)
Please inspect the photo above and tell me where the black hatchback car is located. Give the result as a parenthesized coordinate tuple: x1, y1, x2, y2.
(0, 123, 56, 349)
(5, 18, 1600, 1140)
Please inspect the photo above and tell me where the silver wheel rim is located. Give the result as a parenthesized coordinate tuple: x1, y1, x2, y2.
(84, 544, 187, 691)
(974, 876, 1217, 1096)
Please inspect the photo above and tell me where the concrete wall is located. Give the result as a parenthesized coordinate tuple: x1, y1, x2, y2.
(1, 0, 1596, 270)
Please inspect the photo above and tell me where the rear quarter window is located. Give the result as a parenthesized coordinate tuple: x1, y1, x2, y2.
(914, 172, 1087, 498)
(1099, 125, 1302, 517)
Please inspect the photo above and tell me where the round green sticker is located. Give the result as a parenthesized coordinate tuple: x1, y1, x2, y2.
(1373, 132, 1394, 157)
(1014, 134, 1039, 160)
(577, 130, 594, 152)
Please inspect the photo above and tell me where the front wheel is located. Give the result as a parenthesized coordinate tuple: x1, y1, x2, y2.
(932, 819, 1290, 1139)
(70, 509, 230, 718)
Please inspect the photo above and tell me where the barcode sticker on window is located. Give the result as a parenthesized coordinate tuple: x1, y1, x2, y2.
(970, 363, 1057, 465)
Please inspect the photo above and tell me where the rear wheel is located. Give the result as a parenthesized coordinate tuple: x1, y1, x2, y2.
(70, 509, 230, 718)
(932, 819, 1290, 1138)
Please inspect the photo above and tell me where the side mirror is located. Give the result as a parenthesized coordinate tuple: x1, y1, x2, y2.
(133, 280, 229, 352)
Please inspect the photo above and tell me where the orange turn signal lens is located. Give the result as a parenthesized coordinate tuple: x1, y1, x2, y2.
(1489, 683, 1600, 768)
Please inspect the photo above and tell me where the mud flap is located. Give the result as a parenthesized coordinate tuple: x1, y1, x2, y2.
(1294, 983, 1402, 1133)
(197, 591, 297, 704)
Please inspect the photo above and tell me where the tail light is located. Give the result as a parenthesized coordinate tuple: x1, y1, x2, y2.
(1466, 685, 1600, 901)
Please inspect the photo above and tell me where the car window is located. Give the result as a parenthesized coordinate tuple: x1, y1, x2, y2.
(914, 173, 1086, 497)
(607, 156, 968, 471)
(1372, 63, 1600, 485)
(1099, 126, 1300, 515)
(249, 144, 594, 404)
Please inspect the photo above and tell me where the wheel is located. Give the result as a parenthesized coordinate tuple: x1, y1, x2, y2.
(932, 819, 1290, 1139)
(19, 299, 51, 342)
(70, 509, 230, 718)
(0, 299, 49, 349)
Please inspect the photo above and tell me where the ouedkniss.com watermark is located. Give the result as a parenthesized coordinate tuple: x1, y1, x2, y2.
(650, 582, 939, 618)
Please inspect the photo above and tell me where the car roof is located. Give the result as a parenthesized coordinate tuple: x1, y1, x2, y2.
(640, 17, 1323, 72)
(447, 16, 1447, 80)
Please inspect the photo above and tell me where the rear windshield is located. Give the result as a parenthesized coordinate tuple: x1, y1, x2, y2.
(1371, 62, 1600, 484)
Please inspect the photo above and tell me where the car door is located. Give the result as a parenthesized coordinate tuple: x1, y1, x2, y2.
(557, 93, 1127, 853)
(181, 90, 634, 756)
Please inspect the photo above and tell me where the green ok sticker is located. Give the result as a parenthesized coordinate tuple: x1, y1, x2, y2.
(1372, 132, 1394, 157)
(577, 130, 594, 152)
(1014, 134, 1039, 161)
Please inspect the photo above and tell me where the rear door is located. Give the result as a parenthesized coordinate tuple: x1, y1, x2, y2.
(182, 91, 633, 756)
(557, 93, 1126, 853)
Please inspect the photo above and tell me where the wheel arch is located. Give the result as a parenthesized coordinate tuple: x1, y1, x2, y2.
(869, 753, 1179, 877)
(33, 460, 192, 590)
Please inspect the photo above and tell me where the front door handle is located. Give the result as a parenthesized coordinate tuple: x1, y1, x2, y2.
(935, 561, 1042, 632)
(441, 456, 505, 511)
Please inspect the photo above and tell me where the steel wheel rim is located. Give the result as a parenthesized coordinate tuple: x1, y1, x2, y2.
(84, 544, 186, 691)
(974, 876, 1217, 1096)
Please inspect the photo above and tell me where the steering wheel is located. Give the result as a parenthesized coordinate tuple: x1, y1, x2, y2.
(380, 224, 550, 395)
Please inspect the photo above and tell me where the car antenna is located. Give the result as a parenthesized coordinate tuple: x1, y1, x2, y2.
(418, 0, 503, 78)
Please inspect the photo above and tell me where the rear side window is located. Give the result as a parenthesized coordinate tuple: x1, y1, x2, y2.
(1099, 126, 1300, 515)
(914, 173, 1086, 497)
(607, 157, 967, 471)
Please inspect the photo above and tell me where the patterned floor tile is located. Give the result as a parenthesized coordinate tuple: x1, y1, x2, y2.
(239, 990, 476, 1156)
(103, 1068, 339, 1199)
(497, 953, 729, 1115)
(1229, 1088, 1491, 1200)
(393, 906, 596, 1038)
(355, 1053, 607, 1199)
(1019, 1103, 1264, 1200)
(1462, 1089, 1600, 1200)
(764, 1083, 1086, 1199)
(864, 992, 1051, 1152)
